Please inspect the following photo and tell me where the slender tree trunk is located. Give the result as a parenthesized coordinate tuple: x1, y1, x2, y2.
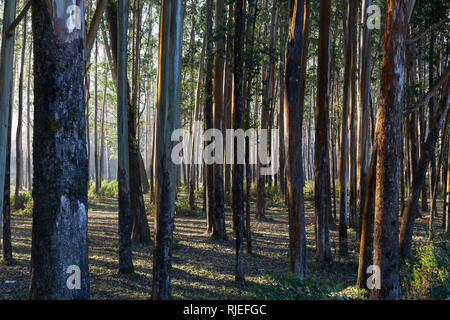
(2, 69, 14, 264)
(357, 143, 376, 289)
(284, 0, 306, 278)
(0, 0, 16, 239)
(114, 0, 134, 274)
(339, 0, 353, 257)
(94, 40, 100, 192)
(212, 0, 226, 240)
(314, 0, 332, 263)
(189, 29, 206, 209)
(14, 14, 27, 202)
(357, 0, 372, 240)
(26, 41, 32, 190)
(30, 1, 90, 299)
(233, 0, 245, 282)
(152, 0, 183, 300)
(204, 0, 214, 234)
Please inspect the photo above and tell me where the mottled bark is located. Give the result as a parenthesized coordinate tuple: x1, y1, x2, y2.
(30, 0, 89, 299)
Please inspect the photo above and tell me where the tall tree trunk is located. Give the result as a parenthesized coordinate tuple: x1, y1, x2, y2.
(0, 0, 16, 239)
(357, 143, 376, 289)
(204, 0, 214, 234)
(339, 0, 353, 257)
(99, 80, 107, 184)
(2, 65, 14, 264)
(115, 0, 134, 274)
(26, 40, 32, 190)
(152, 0, 183, 300)
(314, 0, 332, 263)
(189, 28, 206, 209)
(30, 1, 90, 299)
(212, 0, 226, 240)
(94, 40, 100, 192)
(233, 0, 245, 282)
(284, 0, 306, 278)
(357, 0, 372, 240)
(371, 0, 410, 300)
(14, 13, 27, 202)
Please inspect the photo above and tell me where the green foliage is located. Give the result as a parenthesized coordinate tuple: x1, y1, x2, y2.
(175, 197, 192, 216)
(265, 185, 284, 206)
(250, 273, 344, 300)
(303, 180, 315, 202)
(11, 190, 33, 216)
(402, 238, 450, 300)
(88, 180, 119, 200)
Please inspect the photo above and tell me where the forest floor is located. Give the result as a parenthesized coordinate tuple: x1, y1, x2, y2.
(0, 186, 446, 300)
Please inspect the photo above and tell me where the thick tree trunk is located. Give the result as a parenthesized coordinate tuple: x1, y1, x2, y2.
(30, 1, 90, 299)
(152, 0, 183, 300)
(371, 0, 409, 300)
(314, 0, 332, 263)
(284, 0, 306, 278)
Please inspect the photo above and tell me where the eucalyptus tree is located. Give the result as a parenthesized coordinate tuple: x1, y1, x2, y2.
(152, 0, 183, 300)
(371, 0, 412, 300)
(284, 0, 307, 278)
(314, 0, 332, 262)
(30, 1, 89, 299)
(0, 0, 16, 246)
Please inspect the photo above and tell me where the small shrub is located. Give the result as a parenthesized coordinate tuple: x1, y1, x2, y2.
(175, 196, 191, 215)
(402, 238, 450, 300)
(250, 273, 341, 300)
(88, 180, 119, 200)
(11, 190, 33, 216)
